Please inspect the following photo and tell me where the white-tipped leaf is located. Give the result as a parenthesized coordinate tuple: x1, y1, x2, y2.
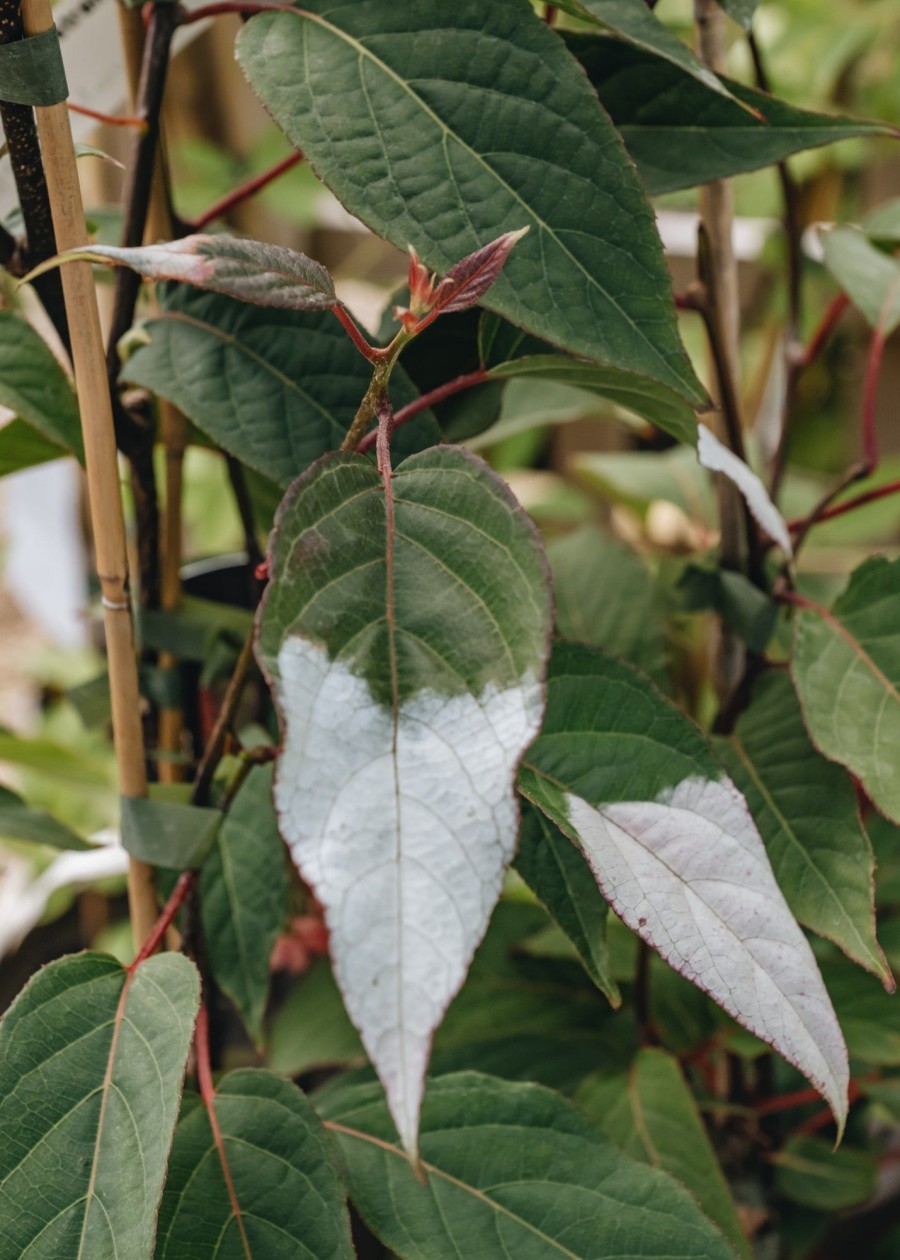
(520, 643, 849, 1132)
(698, 423, 793, 556)
(257, 447, 552, 1157)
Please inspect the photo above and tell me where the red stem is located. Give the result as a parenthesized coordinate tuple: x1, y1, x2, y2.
(861, 323, 886, 475)
(178, 0, 296, 23)
(68, 102, 147, 129)
(796, 1081, 863, 1136)
(128, 870, 196, 972)
(787, 477, 900, 533)
(755, 1086, 826, 1116)
(543, 3, 558, 22)
(799, 291, 850, 368)
(195, 1004, 254, 1258)
(188, 151, 304, 231)
(357, 368, 490, 454)
(332, 305, 382, 364)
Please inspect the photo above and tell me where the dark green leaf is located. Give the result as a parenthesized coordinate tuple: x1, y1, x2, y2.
(679, 566, 777, 653)
(124, 287, 440, 487)
(553, 0, 739, 98)
(824, 960, 900, 1065)
(716, 672, 888, 983)
(714, 0, 758, 26)
(548, 524, 668, 681)
(0, 311, 82, 460)
(47, 234, 336, 311)
(120, 793, 221, 868)
(791, 556, 900, 824)
(319, 1072, 736, 1259)
(201, 764, 289, 1046)
(577, 1048, 751, 1259)
(570, 35, 893, 195)
(237, 1, 704, 402)
(773, 1136, 877, 1211)
(156, 1069, 354, 1259)
(515, 801, 620, 1004)
(519, 642, 848, 1128)
(0, 783, 90, 849)
(139, 595, 254, 661)
(257, 444, 552, 1154)
(0, 952, 200, 1259)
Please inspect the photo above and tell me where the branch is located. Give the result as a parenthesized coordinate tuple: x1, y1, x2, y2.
(787, 477, 900, 533)
(178, 0, 296, 23)
(188, 151, 304, 230)
(130, 869, 197, 968)
(357, 368, 490, 455)
(191, 630, 258, 807)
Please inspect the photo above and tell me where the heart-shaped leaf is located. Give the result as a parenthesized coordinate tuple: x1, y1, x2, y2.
(237, 0, 704, 402)
(318, 1072, 737, 1259)
(0, 951, 200, 1259)
(257, 445, 552, 1156)
(791, 556, 900, 825)
(519, 642, 849, 1132)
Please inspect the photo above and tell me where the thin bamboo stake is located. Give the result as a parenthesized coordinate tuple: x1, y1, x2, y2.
(21, 0, 157, 944)
(118, 4, 188, 786)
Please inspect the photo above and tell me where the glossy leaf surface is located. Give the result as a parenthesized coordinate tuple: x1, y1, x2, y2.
(0, 952, 199, 1259)
(156, 1070, 354, 1259)
(717, 672, 888, 983)
(519, 642, 849, 1129)
(237, 0, 704, 401)
(257, 445, 552, 1155)
(123, 287, 439, 487)
(319, 1072, 736, 1259)
(792, 557, 900, 824)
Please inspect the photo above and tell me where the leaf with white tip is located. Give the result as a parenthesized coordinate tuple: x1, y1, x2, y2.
(698, 424, 793, 556)
(257, 445, 552, 1157)
(32, 234, 337, 312)
(519, 642, 849, 1133)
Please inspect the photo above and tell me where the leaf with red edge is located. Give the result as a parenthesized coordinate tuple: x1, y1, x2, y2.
(156, 1069, 354, 1260)
(0, 951, 200, 1259)
(436, 228, 530, 315)
(26, 234, 337, 312)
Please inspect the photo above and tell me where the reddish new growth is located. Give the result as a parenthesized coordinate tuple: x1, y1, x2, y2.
(393, 227, 529, 336)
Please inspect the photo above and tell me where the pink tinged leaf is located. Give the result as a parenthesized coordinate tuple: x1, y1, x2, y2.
(436, 227, 530, 314)
(564, 776, 849, 1134)
(34, 235, 337, 311)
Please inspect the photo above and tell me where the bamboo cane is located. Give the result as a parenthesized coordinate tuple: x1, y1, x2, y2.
(20, 0, 157, 944)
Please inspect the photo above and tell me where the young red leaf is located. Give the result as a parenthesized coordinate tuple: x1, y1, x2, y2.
(436, 226, 530, 314)
(24, 234, 337, 312)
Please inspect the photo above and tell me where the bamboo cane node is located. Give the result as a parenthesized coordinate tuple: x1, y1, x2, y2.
(102, 596, 132, 611)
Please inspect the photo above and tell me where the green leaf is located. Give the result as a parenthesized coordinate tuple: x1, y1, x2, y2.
(714, 0, 759, 27)
(319, 1071, 736, 1258)
(200, 764, 289, 1047)
(120, 793, 222, 868)
(139, 593, 254, 661)
(863, 195, 900, 248)
(547, 524, 668, 682)
(773, 1136, 877, 1211)
(577, 1049, 751, 1259)
(0, 311, 82, 460)
(552, 0, 739, 100)
(679, 566, 778, 654)
(822, 225, 900, 335)
(0, 951, 200, 1259)
(237, 1, 704, 403)
(0, 727, 115, 791)
(791, 557, 900, 824)
(716, 672, 889, 984)
(0, 783, 90, 849)
(123, 287, 440, 488)
(824, 959, 900, 1065)
(268, 959, 365, 1077)
(519, 642, 849, 1129)
(38, 234, 337, 312)
(156, 1069, 354, 1259)
(0, 417, 70, 477)
(257, 444, 552, 1156)
(573, 445, 717, 525)
(514, 800, 620, 1004)
(570, 35, 892, 195)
